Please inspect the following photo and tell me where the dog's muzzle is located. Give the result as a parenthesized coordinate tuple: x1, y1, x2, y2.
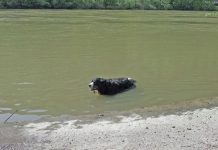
(88, 82, 93, 89)
(89, 82, 98, 94)
(88, 82, 97, 91)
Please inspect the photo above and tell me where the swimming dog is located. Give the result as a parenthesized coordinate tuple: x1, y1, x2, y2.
(89, 77, 136, 95)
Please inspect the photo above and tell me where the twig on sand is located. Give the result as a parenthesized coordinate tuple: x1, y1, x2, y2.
(4, 110, 18, 124)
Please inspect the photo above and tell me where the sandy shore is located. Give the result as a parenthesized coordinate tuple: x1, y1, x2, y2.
(0, 106, 218, 150)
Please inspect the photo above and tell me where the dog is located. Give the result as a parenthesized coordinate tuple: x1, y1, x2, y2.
(88, 77, 136, 95)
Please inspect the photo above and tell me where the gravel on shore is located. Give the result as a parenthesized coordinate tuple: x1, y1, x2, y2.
(1, 107, 218, 150)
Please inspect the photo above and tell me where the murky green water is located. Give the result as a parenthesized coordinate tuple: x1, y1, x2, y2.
(0, 10, 218, 120)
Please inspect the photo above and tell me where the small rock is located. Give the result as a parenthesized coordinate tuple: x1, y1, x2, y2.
(146, 127, 149, 129)
(98, 114, 104, 117)
(172, 126, 175, 128)
(187, 128, 192, 130)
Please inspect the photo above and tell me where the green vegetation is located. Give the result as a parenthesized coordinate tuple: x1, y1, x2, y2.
(0, 0, 216, 10)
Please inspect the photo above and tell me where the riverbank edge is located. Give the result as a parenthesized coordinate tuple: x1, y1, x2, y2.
(0, 98, 218, 149)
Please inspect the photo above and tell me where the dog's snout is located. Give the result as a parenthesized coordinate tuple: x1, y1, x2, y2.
(88, 82, 94, 88)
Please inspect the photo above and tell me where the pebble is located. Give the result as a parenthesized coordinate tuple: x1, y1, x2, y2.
(98, 114, 104, 117)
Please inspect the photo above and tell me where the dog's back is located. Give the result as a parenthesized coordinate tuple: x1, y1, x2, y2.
(100, 77, 136, 95)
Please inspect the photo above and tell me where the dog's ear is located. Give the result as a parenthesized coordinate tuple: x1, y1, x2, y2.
(94, 78, 103, 82)
(94, 78, 105, 85)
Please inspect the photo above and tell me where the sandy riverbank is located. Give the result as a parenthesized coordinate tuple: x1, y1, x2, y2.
(1, 106, 218, 150)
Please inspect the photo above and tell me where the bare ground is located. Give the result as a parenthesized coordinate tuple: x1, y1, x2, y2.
(1, 107, 218, 150)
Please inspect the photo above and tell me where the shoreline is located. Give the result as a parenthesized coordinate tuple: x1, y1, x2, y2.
(1, 104, 218, 149)
(1, 96, 218, 124)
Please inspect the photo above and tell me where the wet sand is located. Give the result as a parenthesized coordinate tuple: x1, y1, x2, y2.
(1, 106, 218, 150)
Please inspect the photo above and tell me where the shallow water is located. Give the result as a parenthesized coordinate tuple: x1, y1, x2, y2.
(0, 10, 218, 120)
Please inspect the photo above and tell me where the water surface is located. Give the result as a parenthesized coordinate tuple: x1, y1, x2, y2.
(0, 10, 218, 119)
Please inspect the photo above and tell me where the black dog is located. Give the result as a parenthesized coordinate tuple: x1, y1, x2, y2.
(88, 77, 136, 95)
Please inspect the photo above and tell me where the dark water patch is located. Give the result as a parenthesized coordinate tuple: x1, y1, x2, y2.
(0, 113, 42, 123)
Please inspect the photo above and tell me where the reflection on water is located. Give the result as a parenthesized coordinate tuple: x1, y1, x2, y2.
(0, 10, 218, 121)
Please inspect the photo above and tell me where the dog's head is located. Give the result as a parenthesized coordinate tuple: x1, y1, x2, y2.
(88, 78, 105, 92)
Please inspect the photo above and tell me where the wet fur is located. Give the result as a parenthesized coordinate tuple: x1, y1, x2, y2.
(89, 77, 136, 95)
